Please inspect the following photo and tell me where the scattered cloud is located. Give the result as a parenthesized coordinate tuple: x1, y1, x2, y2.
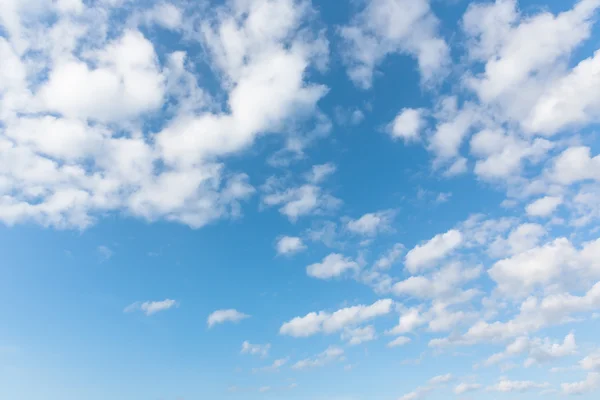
(207, 309, 250, 328)
(124, 299, 178, 316)
(276, 236, 306, 256)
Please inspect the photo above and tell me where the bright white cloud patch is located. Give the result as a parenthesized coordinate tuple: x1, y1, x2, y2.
(346, 210, 395, 236)
(340, 0, 449, 88)
(207, 309, 250, 328)
(561, 373, 600, 395)
(241, 341, 271, 358)
(525, 196, 563, 217)
(306, 253, 359, 279)
(388, 108, 425, 142)
(280, 299, 393, 337)
(124, 299, 178, 316)
(404, 229, 463, 273)
(276, 236, 306, 255)
(292, 346, 345, 369)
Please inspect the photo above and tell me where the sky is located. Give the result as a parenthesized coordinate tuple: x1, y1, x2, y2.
(1, 0, 600, 399)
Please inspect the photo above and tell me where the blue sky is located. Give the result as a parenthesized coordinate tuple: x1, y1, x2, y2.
(1, 0, 600, 399)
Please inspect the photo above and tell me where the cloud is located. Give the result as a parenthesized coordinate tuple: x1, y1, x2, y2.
(97, 245, 114, 262)
(428, 374, 452, 385)
(561, 373, 600, 395)
(487, 379, 550, 393)
(339, 0, 449, 88)
(454, 383, 482, 395)
(388, 108, 425, 142)
(276, 236, 306, 255)
(580, 351, 600, 371)
(484, 333, 577, 367)
(341, 325, 376, 346)
(263, 184, 341, 222)
(549, 146, 600, 185)
(124, 299, 178, 316)
(387, 336, 411, 348)
(374, 243, 404, 269)
(0, 0, 327, 229)
(306, 163, 337, 184)
(346, 210, 395, 236)
(280, 299, 393, 337)
(404, 229, 463, 273)
(306, 253, 359, 279)
(207, 309, 250, 328)
(292, 346, 344, 370)
(241, 341, 271, 358)
(253, 357, 289, 373)
(525, 196, 563, 217)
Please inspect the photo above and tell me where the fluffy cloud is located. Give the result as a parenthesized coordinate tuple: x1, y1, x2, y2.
(484, 333, 577, 367)
(387, 336, 411, 348)
(292, 346, 344, 370)
(339, 0, 449, 88)
(341, 325, 377, 346)
(207, 309, 250, 328)
(280, 299, 393, 337)
(346, 210, 395, 236)
(374, 243, 404, 269)
(404, 229, 463, 273)
(0, 0, 328, 229)
(306, 253, 359, 279)
(549, 146, 600, 185)
(124, 299, 178, 316)
(487, 379, 550, 393)
(581, 351, 600, 371)
(454, 383, 482, 395)
(526, 195, 563, 217)
(561, 373, 600, 395)
(241, 341, 271, 358)
(276, 236, 306, 255)
(388, 108, 425, 142)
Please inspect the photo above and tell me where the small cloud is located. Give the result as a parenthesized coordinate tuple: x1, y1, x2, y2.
(97, 245, 113, 262)
(276, 236, 306, 255)
(124, 299, 178, 316)
(207, 309, 250, 328)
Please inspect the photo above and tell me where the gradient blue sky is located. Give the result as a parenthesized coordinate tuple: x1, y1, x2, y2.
(1, 0, 600, 399)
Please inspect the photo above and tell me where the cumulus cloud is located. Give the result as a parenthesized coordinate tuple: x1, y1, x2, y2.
(341, 325, 377, 346)
(346, 210, 395, 236)
(124, 299, 178, 316)
(525, 196, 563, 217)
(388, 108, 425, 142)
(404, 229, 463, 273)
(241, 341, 271, 358)
(280, 299, 393, 337)
(454, 383, 482, 395)
(0, 0, 328, 229)
(561, 373, 600, 395)
(339, 0, 449, 88)
(487, 379, 550, 393)
(207, 309, 250, 328)
(306, 253, 359, 279)
(292, 346, 344, 370)
(276, 236, 306, 255)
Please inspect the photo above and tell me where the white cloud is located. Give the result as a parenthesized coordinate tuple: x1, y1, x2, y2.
(374, 243, 404, 270)
(0, 0, 328, 229)
(388, 108, 425, 142)
(97, 245, 113, 262)
(488, 238, 600, 297)
(581, 351, 600, 371)
(346, 210, 395, 236)
(561, 372, 600, 395)
(306, 163, 337, 184)
(339, 0, 448, 89)
(392, 262, 481, 299)
(263, 184, 341, 222)
(124, 299, 178, 316)
(526, 196, 563, 217)
(292, 346, 344, 370)
(487, 379, 550, 393)
(341, 325, 376, 346)
(404, 229, 463, 273)
(253, 357, 289, 373)
(280, 299, 393, 337)
(488, 223, 547, 258)
(241, 341, 270, 358)
(549, 146, 600, 185)
(429, 374, 452, 385)
(454, 383, 482, 395)
(276, 236, 306, 255)
(207, 309, 250, 328)
(387, 308, 426, 335)
(484, 333, 577, 367)
(388, 336, 411, 348)
(306, 253, 359, 279)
